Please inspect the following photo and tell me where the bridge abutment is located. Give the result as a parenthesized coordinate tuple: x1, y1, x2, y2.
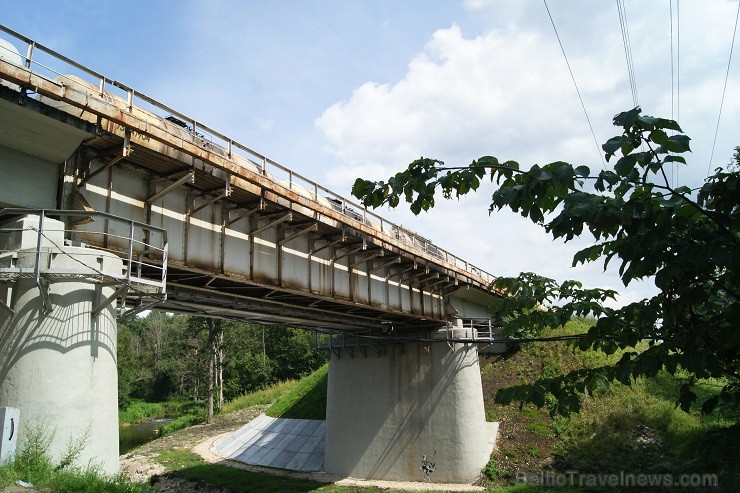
(324, 331, 495, 483)
(0, 215, 121, 474)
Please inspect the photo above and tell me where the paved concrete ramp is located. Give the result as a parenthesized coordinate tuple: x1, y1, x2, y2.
(214, 414, 325, 472)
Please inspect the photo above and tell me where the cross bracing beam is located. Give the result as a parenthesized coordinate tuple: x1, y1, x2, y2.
(147, 172, 195, 203)
(279, 222, 317, 245)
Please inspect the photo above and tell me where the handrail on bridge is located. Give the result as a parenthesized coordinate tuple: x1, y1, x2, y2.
(0, 24, 495, 286)
(0, 209, 168, 316)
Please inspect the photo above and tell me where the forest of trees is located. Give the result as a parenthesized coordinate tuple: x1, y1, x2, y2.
(117, 312, 326, 416)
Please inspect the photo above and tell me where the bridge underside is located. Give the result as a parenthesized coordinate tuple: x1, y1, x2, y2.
(0, 83, 498, 333)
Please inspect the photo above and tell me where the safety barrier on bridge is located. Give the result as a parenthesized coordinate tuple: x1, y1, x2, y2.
(0, 23, 495, 286)
(0, 208, 168, 319)
(314, 317, 503, 356)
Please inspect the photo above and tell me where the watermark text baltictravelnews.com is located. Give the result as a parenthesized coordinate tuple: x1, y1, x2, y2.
(515, 470, 719, 488)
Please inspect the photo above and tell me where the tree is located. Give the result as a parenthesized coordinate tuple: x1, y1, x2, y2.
(352, 108, 739, 417)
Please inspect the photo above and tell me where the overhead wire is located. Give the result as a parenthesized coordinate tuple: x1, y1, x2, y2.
(617, 0, 639, 108)
(543, 0, 607, 169)
(708, 0, 740, 175)
(669, 0, 681, 187)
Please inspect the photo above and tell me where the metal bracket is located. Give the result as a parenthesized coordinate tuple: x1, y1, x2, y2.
(279, 222, 318, 246)
(411, 272, 439, 288)
(390, 263, 418, 281)
(349, 249, 384, 269)
(311, 235, 346, 256)
(147, 172, 195, 203)
(118, 296, 164, 321)
(0, 298, 14, 317)
(226, 199, 265, 226)
(78, 152, 126, 187)
(435, 278, 459, 294)
(149, 165, 194, 185)
(333, 241, 366, 263)
(251, 212, 292, 236)
(369, 256, 401, 274)
(191, 181, 232, 215)
(425, 277, 451, 291)
(91, 284, 128, 317)
(38, 276, 53, 313)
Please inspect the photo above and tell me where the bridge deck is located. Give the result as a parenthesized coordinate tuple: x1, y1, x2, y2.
(0, 25, 500, 332)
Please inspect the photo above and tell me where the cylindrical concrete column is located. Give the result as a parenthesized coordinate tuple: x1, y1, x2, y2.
(0, 215, 123, 474)
(324, 332, 496, 483)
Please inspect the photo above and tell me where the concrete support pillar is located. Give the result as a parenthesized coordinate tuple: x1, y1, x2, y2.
(0, 215, 123, 474)
(324, 331, 496, 483)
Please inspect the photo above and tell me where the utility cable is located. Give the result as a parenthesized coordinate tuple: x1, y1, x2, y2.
(543, 0, 607, 169)
(670, 0, 681, 186)
(617, 0, 638, 108)
(708, 0, 740, 175)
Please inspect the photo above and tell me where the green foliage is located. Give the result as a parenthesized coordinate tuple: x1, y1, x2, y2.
(266, 364, 328, 420)
(0, 424, 150, 493)
(553, 373, 738, 483)
(222, 379, 299, 414)
(159, 410, 207, 436)
(155, 450, 324, 493)
(353, 107, 739, 419)
(117, 311, 326, 420)
(482, 458, 499, 481)
(484, 324, 737, 489)
(118, 401, 166, 424)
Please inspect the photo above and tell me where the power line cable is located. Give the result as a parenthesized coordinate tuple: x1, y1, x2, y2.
(670, 0, 681, 186)
(708, 0, 740, 175)
(617, 0, 638, 108)
(677, 0, 680, 124)
(543, 0, 607, 169)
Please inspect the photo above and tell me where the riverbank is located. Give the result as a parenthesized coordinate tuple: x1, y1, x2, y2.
(120, 405, 267, 487)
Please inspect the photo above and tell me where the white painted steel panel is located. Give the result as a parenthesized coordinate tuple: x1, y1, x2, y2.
(0, 145, 57, 209)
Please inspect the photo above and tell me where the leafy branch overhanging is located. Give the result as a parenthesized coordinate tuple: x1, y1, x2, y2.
(351, 108, 739, 417)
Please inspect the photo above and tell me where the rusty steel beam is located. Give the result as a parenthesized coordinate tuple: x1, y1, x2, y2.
(0, 59, 495, 290)
(147, 172, 195, 203)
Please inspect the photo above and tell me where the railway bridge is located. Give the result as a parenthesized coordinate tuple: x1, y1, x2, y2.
(0, 25, 501, 483)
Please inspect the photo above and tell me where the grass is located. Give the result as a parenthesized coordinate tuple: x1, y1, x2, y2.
(482, 318, 738, 490)
(119, 398, 208, 436)
(0, 425, 151, 493)
(118, 401, 165, 424)
(155, 450, 573, 493)
(265, 363, 328, 420)
(223, 379, 301, 414)
(156, 450, 326, 492)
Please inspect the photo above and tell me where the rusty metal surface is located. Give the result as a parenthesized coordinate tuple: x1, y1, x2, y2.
(0, 31, 504, 331)
(0, 57, 495, 290)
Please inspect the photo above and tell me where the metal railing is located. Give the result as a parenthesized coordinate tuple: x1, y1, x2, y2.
(0, 24, 495, 286)
(445, 318, 502, 343)
(0, 209, 168, 311)
(313, 318, 504, 352)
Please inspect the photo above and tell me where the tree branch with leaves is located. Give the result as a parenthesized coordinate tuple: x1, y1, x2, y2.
(352, 108, 739, 417)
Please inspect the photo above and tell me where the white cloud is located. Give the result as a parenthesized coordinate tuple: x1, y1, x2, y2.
(314, 3, 740, 305)
(316, 22, 624, 192)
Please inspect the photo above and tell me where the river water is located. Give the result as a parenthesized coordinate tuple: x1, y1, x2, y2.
(119, 418, 172, 454)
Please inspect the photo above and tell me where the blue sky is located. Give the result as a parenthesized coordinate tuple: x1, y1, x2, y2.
(2, 1, 739, 306)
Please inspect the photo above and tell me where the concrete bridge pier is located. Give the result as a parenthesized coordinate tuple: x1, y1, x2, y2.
(0, 215, 122, 474)
(324, 330, 495, 483)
